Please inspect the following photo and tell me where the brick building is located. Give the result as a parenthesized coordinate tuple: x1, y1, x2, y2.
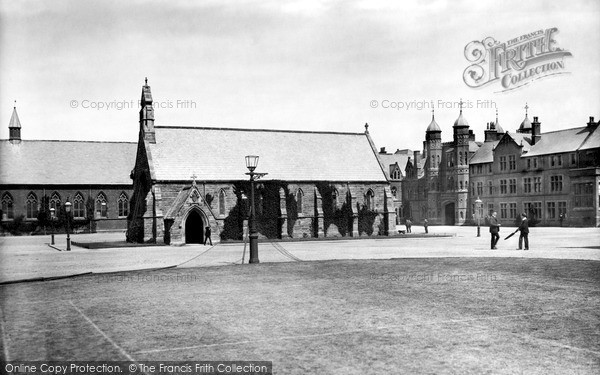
(127, 80, 396, 244)
(396, 105, 600, 227)
(0, 106, 136, 233)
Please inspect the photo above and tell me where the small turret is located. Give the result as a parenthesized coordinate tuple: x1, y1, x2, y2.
(140, 77, 155, 143)
(9, 102, 21, 143)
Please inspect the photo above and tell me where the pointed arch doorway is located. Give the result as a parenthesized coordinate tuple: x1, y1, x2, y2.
(444, 202, 456, 226)
(185, 210, 204, 244)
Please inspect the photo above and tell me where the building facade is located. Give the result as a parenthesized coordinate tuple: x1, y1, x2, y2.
(0, 106, 136, 233)
(127, 81, 396, 244)
(396, 106, 600, 227)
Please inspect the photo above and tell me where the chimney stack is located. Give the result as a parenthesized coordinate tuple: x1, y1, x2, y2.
(588, 116, 597, 127)
(531, 116, 541, 145)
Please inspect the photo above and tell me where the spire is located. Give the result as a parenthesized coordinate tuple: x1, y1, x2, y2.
(140, 78, 155, 143)
(519, 102, 532, 131)
(495, 108, 504, 133)
(453, 98, 469, 127)
(426, 109, 441, 132)
(9, 101, 22, 142)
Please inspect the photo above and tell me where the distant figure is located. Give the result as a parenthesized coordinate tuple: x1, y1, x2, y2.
(405, 218, 412, 233)
(423, 218, 428, 234)
(488, 211, 501, 249)
(517, 213, 529, 250)
(559, 213, 564, 227)
(204, 226, 212, 246)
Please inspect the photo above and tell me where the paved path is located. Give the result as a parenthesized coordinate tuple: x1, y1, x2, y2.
(1, 226, 598, 283)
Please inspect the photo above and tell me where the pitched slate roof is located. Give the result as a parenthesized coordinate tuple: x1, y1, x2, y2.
(147, 126, 388, 182)
(378, 152, 412, 179)
(469, 132, 531, 164)
(0, 140, 137, 185)
(523, 126, 600, 157)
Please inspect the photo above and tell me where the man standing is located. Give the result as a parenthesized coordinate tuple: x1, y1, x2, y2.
(423, 218, 428, 234)
(406, 218, 412, 233)
(517, 213, 529, 250)
(488, 211, 501, 249)
(204, 226, 213, 246)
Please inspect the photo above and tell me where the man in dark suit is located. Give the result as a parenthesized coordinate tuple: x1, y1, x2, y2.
(489, 211, 501, 249)
(517, 213, 529, 250)
(204, 226, 213, 246)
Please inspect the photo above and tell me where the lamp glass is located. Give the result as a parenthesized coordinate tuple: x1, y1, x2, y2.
(65, 201, 72, 213)
(245, 155, 259, 170)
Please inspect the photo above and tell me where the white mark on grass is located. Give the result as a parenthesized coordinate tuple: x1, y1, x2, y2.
(134, 306, 598, 355)
(0, 307, 10, 361)
(68, 300, 137, 362)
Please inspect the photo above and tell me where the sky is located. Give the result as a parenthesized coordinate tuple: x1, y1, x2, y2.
(1, 0, 599, 152)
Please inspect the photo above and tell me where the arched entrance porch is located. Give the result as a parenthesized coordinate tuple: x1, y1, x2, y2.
(184, 210, 204, 244)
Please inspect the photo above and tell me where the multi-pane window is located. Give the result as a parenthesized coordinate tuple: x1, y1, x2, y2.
(96, 192, 108, 218)
(533, 202, 542, 219)
(50, 192, 61, 213)
(509, 155, 516, 170)
(118, 192, 129, 217)
(488, 181, 493, 195)
(550, 155, 563, 167)
(500, 203, 507, 219)
(558, 201, 567, 218)
(500, 179, 507, 194)
(476, 182, 483, 196)
(219, 189, 226, 216)
(471, 182, 475, 196)
(487, 203, 494, 215)
(73, 193, 85, 218)
(534, 177, 542, 193)
(509, 203, 517, 219)
(573, 182, 594, 207)
(391, 168, 401, 180)
(533, 158, 538, 168)
(296, 189, 304, 214)
(523, 178, 532, 193)
(1, 193, 14, 220)
(550, 175, 563, 192)
(509, 179, 517, 194)
(547, 201, 556, 219)
(527, 159, 531, 169)
(488, 164, 492, 173)
(26, 192, 38, 219)
(476, 165, 483, 174)
(570, 154, 577, 166)
(499, 156, 507, 171)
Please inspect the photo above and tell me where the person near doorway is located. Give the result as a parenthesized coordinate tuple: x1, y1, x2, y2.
(489, 211, 501, 249)
(405, 218, 412, 233)
(204, 226, 212, 246)
(423, 218, 428, 234)
(517, 213, 529, 250)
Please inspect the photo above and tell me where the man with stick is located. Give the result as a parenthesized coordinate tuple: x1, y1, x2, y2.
(517, 213, 529, 250)
(489, 211, 501, 249)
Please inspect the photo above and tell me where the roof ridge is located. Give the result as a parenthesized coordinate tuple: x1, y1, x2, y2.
(538, 126, 586, 136)
(0, 139, 136, 144)
(153, 125, 365, 136)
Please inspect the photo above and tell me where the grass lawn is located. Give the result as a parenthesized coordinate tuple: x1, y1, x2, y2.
(1, 258, 599, 374)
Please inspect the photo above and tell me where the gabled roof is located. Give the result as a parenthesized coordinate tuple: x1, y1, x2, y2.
(147, 126, 388, 182)
(0, 140, 137, 185)
(469, 132, 531, 164)
(378, 152, 412, 179)
(523, 126, 599, 157)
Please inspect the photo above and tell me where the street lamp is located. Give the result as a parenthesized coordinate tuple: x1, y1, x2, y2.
(245, 155, 267, 264)
(65, 198, 72, 251)
(475, 197, 482, 237)
(50, 207, 56, 245)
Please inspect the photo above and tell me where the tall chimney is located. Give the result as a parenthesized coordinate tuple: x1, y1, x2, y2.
(531, 116, 541, 145)
(588, 116, 596, 127)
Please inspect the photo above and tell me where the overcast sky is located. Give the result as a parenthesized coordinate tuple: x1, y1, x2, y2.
(1, 0, 599, 152)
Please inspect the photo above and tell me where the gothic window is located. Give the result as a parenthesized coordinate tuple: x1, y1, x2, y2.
(50, 192, 61, 213)
(219, 189, 226, 216)
(1, 193, 14, 220)
(26, 192, 38, 219)
(74, 193, 85, 219)
(365, 189, 375, 210)
(436, 155, 440, 167)
(296, 189, 304, 214)
(96, 192, 108, 218)
(118, 192, 129, 217)
(459, 152, 462, 165)
(331, 189, 338, 208)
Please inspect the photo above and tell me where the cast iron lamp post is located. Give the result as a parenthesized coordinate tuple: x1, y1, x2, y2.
(50, 207, 56, 245)
(475, 197, 482, 237)
(245, 155, 267, 264)
(65, 199, 72, 251)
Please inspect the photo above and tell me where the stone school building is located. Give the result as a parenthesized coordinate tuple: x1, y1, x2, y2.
(127, 81, 396, 244)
